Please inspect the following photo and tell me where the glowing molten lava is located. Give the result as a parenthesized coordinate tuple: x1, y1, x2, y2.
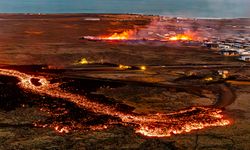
(0, 68, 231, 137)
(99, 30, 134, 40)
(133, 107, 230, 137)
(169, 34, 192, 41)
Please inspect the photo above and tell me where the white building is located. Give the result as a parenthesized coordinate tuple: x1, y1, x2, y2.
(240, 51, 250, 55)
(238, 55, 250, 62)
(218, 44, 230, 49)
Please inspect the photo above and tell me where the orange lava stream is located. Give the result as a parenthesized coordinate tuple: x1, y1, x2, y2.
(0, 69, 230, 137)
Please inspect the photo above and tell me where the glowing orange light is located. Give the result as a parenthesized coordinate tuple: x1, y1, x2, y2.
(140, 66, 146, 71)
(119, 64, 131, 69)
(79, 58, 89, 64)
(169, 34, 192, 41)
(99, 30, 134, 40)
(54, 126, 70, 133)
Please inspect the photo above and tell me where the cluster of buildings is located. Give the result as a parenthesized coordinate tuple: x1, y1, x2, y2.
(204, 36, 250, 62)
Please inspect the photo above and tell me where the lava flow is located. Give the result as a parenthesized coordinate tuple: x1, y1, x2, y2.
(99, 30, 134, 40)
(168, 34, 193, 41)
(0, 68, 230, 137)
(82, 32, 194, 42)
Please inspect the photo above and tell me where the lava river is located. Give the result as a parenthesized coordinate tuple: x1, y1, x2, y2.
(0, 69, 230, 137)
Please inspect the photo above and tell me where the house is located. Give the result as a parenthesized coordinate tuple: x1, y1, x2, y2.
(238, 55, 250, 62)
(233, 43, 244, 48)
(218, 44, 230, 49)
(243, 44, 250, 48)
(240, 50, 250, 55)
(219, 49, 239, 56)
(203, 42, 218, 48)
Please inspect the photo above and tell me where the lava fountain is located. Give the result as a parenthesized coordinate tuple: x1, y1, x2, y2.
(0, 69, 230, 137)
